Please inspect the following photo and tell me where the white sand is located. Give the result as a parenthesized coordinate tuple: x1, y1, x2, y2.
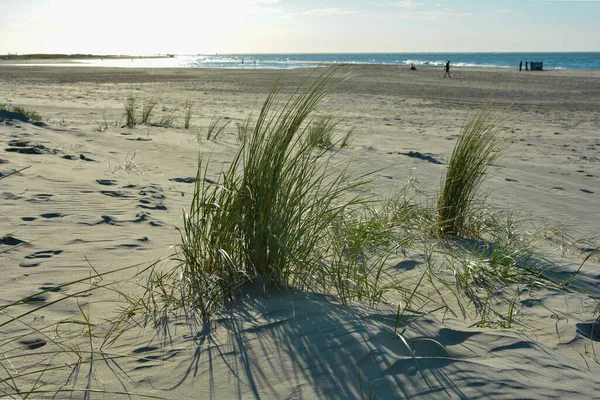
(1, 64, 599, 398)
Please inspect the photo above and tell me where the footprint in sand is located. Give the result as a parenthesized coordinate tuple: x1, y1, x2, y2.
(21, 250, 63, 267)
(96, 179, 118, 186)
(26, 193, 53, 203)
(79, 154, 96, 161)
(40, 213, 64, 219)
(131, 346, 179, 370)
(39, 283, 62, 292)
(169, 177, 217, 184)
(580, 189, 595, 194)
(137, 185, 167, 211)
(79, 215, 122, 226)
(61, 154, 96, 162)
(3, 192, 22, 200)
(392, 151, 444, 165)
(100, 190, 134, 198)
(133, 346, 160, 354)
(394, 259, 420, 271)
(138, 198, 167, 210)
(25, 250, 63, 259)
(131, 212, 162, 226)
(21, 294, 48, 304)
(0, 235, 26, 246)
(5, 140, 59, 155)
(19, 338, 47, 350)
(117, 243, 142, 249)
(169, 177, 196, 184)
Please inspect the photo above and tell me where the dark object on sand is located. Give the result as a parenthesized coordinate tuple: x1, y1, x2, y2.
(392, 151, 444, 165)
(6, 140, 59, 155)
(530, 61, 544, 71)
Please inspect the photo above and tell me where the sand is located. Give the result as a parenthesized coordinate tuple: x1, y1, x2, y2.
(1, 63, 600, 398)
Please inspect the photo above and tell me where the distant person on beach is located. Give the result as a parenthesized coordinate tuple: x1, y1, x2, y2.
(526, 61, 529, 71)
(519, 61, 522, 71)
(410, 63, 416, 70)
(443, 60, 451, 78)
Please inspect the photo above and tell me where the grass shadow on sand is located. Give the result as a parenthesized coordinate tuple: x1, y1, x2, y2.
(157, 289, 468, 399)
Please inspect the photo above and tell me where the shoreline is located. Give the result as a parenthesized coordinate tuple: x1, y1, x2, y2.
(1, 58, 599, 72)
(2, 51, 599, 71)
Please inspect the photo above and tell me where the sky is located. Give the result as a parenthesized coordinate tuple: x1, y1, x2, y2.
(1, 0, 599, 55)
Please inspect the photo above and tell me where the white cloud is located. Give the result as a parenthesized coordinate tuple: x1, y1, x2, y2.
(385, 1, 424, 7)
(302, 8, 358, 16)
(393, 10, 472, 20)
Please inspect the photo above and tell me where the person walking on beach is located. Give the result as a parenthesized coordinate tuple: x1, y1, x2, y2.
(443, 60, 451, 78)
(519, 61, 523, 71)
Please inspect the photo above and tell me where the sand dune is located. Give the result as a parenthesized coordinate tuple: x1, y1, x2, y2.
(1, 64, 599, 398)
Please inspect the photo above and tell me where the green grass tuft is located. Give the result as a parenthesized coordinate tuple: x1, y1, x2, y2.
(437, 107, 508, 237)
(134, 67, 409, 320)
(124, 97, 137, 126)
(0, 103, 43, 122)
(206, 116, 230, 140)
(140, 98, 158, 124)
(304, 114, 339, 149)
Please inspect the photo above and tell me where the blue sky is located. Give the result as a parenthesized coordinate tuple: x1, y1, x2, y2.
(1, 0, 598, 54)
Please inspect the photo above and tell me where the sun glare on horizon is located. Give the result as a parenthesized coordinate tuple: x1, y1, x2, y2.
(0, 0, 598, 55)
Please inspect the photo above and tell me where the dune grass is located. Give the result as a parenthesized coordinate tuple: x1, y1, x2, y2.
(140, 98, 158, 124)
(340, 126, 358, 149)
(437, 107, 508, 237)
(0, 103, 43, 122)
(123, 97, 179, 128)
(124, 97, 137, 126)
(132, 67, 417, 321)
(125, 69, 598, 331)
(183, 100, 193, 130)
(205, 116, 230, 140)
(304, 114, 339, 149)
(177, 68, 366, 311)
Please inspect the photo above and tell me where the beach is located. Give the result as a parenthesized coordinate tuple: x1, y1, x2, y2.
(1, 63, 600, 398)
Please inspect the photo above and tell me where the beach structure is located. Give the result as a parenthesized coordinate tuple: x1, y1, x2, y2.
(530, 61, 544, 71)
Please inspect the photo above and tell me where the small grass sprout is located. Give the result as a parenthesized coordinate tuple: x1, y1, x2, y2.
(340, 125, 358, 149)
(141, 97, 158, 124)
(184, 100, 193, 129)
(206, 116, 230, 140)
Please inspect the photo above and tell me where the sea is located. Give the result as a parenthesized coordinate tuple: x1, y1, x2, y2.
(22, 52, 600, 70)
